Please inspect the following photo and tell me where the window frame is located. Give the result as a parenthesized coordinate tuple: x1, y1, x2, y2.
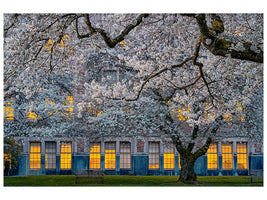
(207, 143, 218, 170)
(30, 142, 41, 170)
(45, 142, 56, 169)
(222, 143, 233, 170)
(105, 142, 116, 170)
(120, 142, 131, 169)
(60, 142, 72, 170)
(237, 142, 248, 170)
(163, 143, 175, 170)
(148, 142, 160, 170)
(89, 143, 101, 169)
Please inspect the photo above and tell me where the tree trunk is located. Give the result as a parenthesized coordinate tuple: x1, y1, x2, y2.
(178, 154, 197, 182)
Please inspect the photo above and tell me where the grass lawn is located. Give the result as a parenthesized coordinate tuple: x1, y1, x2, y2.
(4, 175, 263, 186)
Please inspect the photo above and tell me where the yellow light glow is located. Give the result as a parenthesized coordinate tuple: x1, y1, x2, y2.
(236, 102, 242, 110)
(105, 149, 116, 169)
(177, 107, 190, 121)
(30, 143, 41, 169)
(222, 144, 233, 169)
(4, 106, 14, 120)
(45, 39, 54, 51)
(119, 41, 127, 47)
(45, 35, 69, 51)
(207, 144, 218, 169)
(4, 98, 14, 120)
(90, 143, 101, 169)
(63, 96, 74, 119)
(4, 153, 12, 169)
(204, 104, 215, 119)
(237, 143, 247, 169)
(164, 153, 175, 169)
(179, 154, 181, 169)
(90, 144, 100, 153)
(28, 111, 38, 119)
(224, 114, 232, 121)
(60, 142, 72, 169)
(60, 35, 69, 47)
(170, 104, 190, 121)
(149, 164, 159, 169)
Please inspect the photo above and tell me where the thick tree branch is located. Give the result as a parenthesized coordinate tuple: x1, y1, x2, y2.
(191, 14, 263, 63)
(171, 135, 184, 155)
(4, 14, 19, 37)
(193, 137, 212, 159)
(187, 124, 199, 152)
(78, 14, 149, 48)
(193, 115, 223, 159)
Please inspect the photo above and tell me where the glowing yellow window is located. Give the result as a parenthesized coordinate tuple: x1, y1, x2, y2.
(28, 101, 39, 120)
(4, 153, 12, 169)
(207, 143, 218, 169)
(171, 106, 190, 121)
(149, 142, 160, 169)
(222, 143, 233, 169)
(90, 143, 101, 169)
(4, 98, 14, 120)
(30, 142, 41, 169)
(164, 143, 175, 169)
(237, 143, 247, 169)
(60, 142, 72, 169)
(120, 142, 131, 169)
(105, 142, 116, 169)
(64, 96, 74, 119)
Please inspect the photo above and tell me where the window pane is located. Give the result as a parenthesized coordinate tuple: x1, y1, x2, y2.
(120, 154, 131, 169)
(149, 142, 159, 153)
(30, 142, 41, 169)
(222, 144, 232, 169)
(164, 143, 175, 169)
(237, 143, 247, 169)
(149, 142, 159, 169)
(105, 142, 116, 169)
(207, 143, 218, 169)
(90, 143, 100, 153)
(120, 142, 131, 153)
(103, 70, 117, 85)
(60, 142, 72, 169)
(90, 143, 101, 169)
(45, 142, 56, 169)
(46, 154, 56, 169)
(120, 142, 131, 169)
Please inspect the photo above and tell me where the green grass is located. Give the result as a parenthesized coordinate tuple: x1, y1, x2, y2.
(4, 175, 263, 186)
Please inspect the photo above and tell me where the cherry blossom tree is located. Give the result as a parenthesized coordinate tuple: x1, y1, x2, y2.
(4, 13, 263, 182)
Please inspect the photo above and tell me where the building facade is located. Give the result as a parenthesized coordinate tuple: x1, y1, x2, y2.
(4, 53, 263, 176)
(12, 136, 263, 176)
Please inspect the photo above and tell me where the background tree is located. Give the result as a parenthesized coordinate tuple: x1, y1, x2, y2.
(4, 136, 21, 176)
